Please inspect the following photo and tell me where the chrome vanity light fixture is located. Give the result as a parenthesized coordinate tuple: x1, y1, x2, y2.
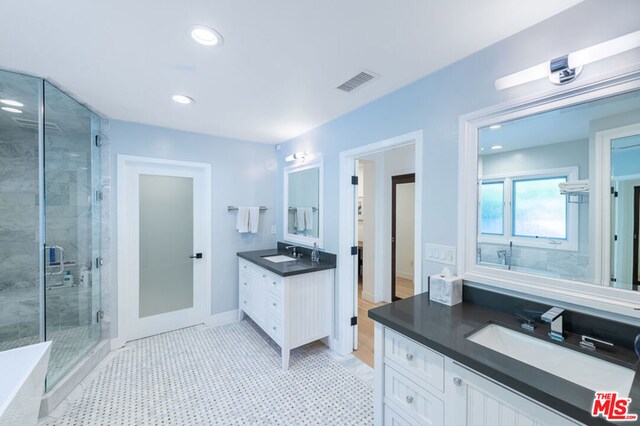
(495, 30, 640, 90)
(285, 151, 307, 162)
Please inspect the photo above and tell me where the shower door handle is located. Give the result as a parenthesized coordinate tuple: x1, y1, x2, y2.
(46, 245, 65, 275)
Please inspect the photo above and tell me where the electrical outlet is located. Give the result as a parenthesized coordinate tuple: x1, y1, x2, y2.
(271, 225, 277, 234)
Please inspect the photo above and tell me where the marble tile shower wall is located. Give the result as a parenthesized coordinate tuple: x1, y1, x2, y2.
(479, 242, 590, 281)
(0, 125, 40, 343)
(0, 125, 106, 345)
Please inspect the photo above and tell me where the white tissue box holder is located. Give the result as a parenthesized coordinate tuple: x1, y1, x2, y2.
(429, 274, 463, 306)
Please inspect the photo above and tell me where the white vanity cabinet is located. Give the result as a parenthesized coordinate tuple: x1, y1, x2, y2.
(374, 324, 581, 425)
(238, 258, 333, 370)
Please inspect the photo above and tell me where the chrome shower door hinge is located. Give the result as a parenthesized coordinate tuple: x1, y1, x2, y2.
(95, 256, 103, 269)
(95, 190, 103, 201)
(96, 310, 104, 323)
(95, 135, 103, 147)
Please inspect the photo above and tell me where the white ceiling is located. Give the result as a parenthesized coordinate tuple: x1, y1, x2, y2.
(0, 0, 582, 143)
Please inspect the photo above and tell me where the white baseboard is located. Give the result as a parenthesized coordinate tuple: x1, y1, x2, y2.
(396, 272, 413, 280)
(361, 290, 375, 302)
(205, 309, 240, 327)
(110, 337, 126, 351)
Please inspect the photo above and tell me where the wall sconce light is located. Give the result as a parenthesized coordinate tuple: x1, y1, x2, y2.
(285, 151, 307, 162)
(495, 30, 640, 90)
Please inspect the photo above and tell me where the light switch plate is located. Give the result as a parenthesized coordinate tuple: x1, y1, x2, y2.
(424, 243, 456, 265)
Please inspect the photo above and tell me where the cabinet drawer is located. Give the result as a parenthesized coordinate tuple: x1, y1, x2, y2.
(384, 366, 444, 426)
(267, 313, 283, 344)
(384, 328, 444, 392)
(267, 274, 283, 296)
(268, 292, 282, 317)
(239, 289, 251, 313)
(384, 404, 418, 426)
(239, 275, 250, 292)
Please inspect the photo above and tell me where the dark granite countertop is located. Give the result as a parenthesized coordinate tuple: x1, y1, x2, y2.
(369, 293, 640, 425)
(237, 244, 336, 277)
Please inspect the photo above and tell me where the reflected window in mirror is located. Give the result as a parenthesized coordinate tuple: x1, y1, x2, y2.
(475, 88, 640, 288)
(283, 158, 323, 247)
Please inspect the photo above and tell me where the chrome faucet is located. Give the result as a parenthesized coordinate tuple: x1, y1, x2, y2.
(541, 307, 564, 342)
(285, 245, 302, 258)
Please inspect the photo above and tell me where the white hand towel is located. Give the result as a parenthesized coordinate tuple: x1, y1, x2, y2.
(248, 206, 260, 234)
(295, 208, 306, 231)
(302, 207, 313, 230)
(236, 207, 250, 233)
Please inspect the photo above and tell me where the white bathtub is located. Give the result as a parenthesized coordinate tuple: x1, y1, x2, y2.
(0, 342, 51, 426)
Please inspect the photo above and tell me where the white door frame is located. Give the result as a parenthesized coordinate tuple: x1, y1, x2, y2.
(596, 123, 640, 287)
(337, 130, 423, 355)
(117, 155, 212, 343)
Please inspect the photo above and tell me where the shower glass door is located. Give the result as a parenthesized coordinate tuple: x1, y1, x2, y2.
(43, 81, 101, 387)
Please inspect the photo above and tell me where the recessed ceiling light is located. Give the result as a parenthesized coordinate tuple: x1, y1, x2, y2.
(172, 94, 195, 105)
(0, 99, 24, 107)
(490, 145, 503, 150)
(1, 106, 22, 113)
(191, 25, 223, 46)
(489, 124, 502, 130)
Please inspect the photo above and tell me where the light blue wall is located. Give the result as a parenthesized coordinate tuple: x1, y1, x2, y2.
(108, 120, 277, 336)
(277, 0, 640, 285)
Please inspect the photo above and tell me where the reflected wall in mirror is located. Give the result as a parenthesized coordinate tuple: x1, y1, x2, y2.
(284, 158, 323, 247)
(476, 88, 640, 289)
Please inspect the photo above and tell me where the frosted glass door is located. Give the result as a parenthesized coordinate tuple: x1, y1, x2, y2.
(139, 174, 194, 318)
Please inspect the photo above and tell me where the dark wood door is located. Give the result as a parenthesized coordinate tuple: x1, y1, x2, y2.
(634, 186, 640, 289)
(391, 173, 415, 301)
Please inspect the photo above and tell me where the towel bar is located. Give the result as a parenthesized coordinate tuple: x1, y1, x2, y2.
(228, 206, 268, 211)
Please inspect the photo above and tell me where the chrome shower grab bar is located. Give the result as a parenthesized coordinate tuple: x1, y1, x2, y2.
(45, 245, 65, 275)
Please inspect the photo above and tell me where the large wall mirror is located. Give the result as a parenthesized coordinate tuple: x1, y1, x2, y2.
(459, 73, 640, 318)
(283, 158, 323, 247)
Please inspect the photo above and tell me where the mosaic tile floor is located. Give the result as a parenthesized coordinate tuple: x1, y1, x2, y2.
(41, 320, 374, 425)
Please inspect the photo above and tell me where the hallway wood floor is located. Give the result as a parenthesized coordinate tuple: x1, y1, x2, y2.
(353, 277, 413, 367)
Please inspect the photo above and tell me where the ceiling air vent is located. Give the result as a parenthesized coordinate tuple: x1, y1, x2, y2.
(337, 71, 376, 93)
(12, 117, 61, 131)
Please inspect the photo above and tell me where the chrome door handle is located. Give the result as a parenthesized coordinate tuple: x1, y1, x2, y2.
(453, 377, 462, 386)
(190, 253, 203, 259)
(46, 245, 65, 275)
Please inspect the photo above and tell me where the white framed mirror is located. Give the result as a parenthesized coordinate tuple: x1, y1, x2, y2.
(458, 70, 640, 319)
(283, 157, 323, 248)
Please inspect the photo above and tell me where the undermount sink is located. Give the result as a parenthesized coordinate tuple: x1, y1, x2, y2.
(262, 255, 297, 263)
(468, 323, 635, 397)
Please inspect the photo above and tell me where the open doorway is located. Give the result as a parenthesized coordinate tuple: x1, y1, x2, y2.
(392, 173, 415, 301)
(352, 144, 416, 367)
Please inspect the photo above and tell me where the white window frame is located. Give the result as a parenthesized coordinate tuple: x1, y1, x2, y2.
(479, 167, 579, 251)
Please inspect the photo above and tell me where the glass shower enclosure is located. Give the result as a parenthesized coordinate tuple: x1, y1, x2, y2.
(0, 69, 102, 389)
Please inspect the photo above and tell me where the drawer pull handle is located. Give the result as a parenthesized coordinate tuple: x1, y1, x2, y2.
(272, 302, 277, 307)
(272, 326, 277, 330)
(405, 395, 414, 404)
(272, 281, 276, 285)
(263, 274, 266, 278)
(405, 353, 414, 361)
(453, 377, 462, 387)
(243, 301, 247, 305)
